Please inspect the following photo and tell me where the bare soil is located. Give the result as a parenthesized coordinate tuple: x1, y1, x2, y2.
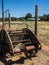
(0, 42, 49, 65)
(0, 21, 49, 65)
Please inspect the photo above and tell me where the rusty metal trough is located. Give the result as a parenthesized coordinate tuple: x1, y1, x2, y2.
(0, 28, 41, 57)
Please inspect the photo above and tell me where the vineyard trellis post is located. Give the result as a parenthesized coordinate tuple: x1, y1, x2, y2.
(9, 13, 11, 30)
(2, 0, 4, 29)
(35, 5, 38, 36)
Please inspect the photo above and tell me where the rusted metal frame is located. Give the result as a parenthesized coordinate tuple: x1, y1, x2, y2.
(9, 33, 29, 36)
(12, 39, 31, 43)
(5, 30, 14, 54)
(8, 30, 23, 34)
(14, 46, 35, 54)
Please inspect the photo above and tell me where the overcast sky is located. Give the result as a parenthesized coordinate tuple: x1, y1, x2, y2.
(0, 0, 49, 17)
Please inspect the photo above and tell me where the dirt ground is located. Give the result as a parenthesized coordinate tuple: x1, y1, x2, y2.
(0, 43, 49, 65)
(0, 21, 49, 65)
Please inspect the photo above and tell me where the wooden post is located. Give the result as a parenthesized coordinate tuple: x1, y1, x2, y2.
(2, 0, 4, 29)
(9, 13, 11, 30)
(35, 5, 38, 36)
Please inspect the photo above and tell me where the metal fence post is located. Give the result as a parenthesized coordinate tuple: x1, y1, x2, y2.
(9, 13, 11, 30)
(35, 5, 38, 36)
(2, 0, 4, 29)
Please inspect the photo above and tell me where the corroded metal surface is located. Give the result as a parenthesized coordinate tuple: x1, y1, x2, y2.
(0, 28, 41, 57)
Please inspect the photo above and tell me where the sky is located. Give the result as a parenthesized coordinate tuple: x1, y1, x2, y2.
(0, 0, 49, 17)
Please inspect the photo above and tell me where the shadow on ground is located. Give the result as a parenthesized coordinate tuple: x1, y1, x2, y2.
(0, 55, 36, 65)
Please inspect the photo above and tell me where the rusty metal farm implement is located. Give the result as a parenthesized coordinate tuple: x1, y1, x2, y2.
(0, 24, 41, 57)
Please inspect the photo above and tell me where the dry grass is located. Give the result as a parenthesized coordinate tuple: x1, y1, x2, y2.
(0, 21, 49, 44)
(0, 21, 49, 65)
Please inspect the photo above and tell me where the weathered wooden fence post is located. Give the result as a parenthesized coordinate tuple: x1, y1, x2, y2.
(2, 0, 4, 29)
(35, 5, 38, 36)
(9, 13, 11, 30)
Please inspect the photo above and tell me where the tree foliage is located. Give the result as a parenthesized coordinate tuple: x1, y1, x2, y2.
(11, 17, 17, 21)
(40, 14, 49, 21)
(0, 14, 49, 21)
(25, 13, 32, 20)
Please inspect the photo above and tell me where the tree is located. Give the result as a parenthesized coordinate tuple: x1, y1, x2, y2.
(0, 18, 2, 21)
(18, 17, 25, 21)
(11, 17, 17, 21)
(47, 14, 49, 21)
(25, 13, 32, 20)
(40, 14, 49, 21)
